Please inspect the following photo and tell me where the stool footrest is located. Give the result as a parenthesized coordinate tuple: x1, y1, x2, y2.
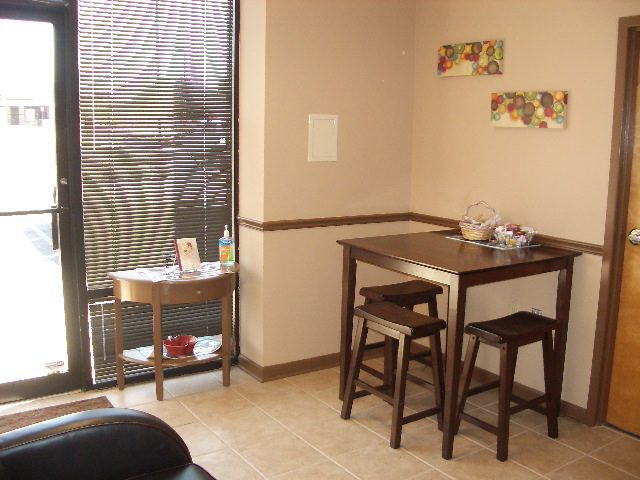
(402, 407, 441, 425)
(467, 380, 500, 397)
(510, 394, 549, 415)
(360, 364, 385, 381)
(410, 355, 432, 366)
(354, 379, 394, 404)
(353, 390, 372, 399)
(361, 364, 436, 391)
(409, 346, 432, 362)
(406, 372, 435, 390)
(363, 341, 385, 351)
(461, 412, 498, 435)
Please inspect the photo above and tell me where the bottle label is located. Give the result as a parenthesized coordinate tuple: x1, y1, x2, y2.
(220, 244, 231, 264)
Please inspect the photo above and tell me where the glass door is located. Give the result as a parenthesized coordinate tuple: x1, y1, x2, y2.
(0, 8, 82, 402)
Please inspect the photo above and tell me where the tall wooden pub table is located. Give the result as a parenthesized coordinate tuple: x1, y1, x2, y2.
(110, 263, 238, 401)
(337, 230, 580, 459)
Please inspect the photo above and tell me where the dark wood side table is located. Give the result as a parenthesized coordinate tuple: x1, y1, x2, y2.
(110, 265, 238, 401)
(337, 230, 580, 459)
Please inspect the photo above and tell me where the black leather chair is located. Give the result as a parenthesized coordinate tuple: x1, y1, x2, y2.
(0, 407, 216, 479)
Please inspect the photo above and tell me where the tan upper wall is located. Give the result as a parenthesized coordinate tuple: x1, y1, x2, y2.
(412, 0, 640, 245)
(237, 0, 640, 410)
(239, 0, 266, 221)
(262, 0, 415, 220)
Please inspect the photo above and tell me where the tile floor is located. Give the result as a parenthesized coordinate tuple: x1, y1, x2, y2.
(2, 360, 639, 480)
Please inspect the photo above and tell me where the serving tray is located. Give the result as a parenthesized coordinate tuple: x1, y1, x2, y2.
(446, 235, 540, 250)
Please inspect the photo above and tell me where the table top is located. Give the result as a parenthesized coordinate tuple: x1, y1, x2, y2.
(109, 262, 239, 284)
(338, 230, 581, 275)
(109, 262, 238, 304)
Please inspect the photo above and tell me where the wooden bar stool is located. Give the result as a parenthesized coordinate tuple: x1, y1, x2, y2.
(359, 280, 443, 384)
(341, 302, 446, 448)
(456, 311, 558, 461)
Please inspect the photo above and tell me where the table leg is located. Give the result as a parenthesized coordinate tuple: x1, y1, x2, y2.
(222, 292, 232, 387)
(114, 297, 125, 391)
(339, 246, 357, 400)
(442, 277, 467, 460)
(152, 286, 164, 401)
(553, 259, 574, 419)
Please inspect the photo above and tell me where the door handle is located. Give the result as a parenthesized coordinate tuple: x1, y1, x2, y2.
(51, 207, 60, 250)
(628, 229, 640, 245)
(52, 186, 59, 250)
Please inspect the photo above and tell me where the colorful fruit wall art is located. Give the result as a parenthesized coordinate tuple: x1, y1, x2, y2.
(437, 40, 503, 77)
(490, 91, 568, 129)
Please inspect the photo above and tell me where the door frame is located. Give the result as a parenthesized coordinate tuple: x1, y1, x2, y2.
(589, 15, 640, 426)
(0, 1, 88, 401)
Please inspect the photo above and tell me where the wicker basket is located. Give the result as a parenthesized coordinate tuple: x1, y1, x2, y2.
(459, 201, 500, 241)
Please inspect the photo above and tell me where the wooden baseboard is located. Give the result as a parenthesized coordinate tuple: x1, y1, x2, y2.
(238, 347, 385, 383)
(472, 366, 588, 423)
(240, 352, 587, 423)
(237, 355, 265, 381)
(238, 352, 340, 382)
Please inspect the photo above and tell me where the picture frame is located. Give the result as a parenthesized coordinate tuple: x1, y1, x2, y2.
(173, 238, 201, 271)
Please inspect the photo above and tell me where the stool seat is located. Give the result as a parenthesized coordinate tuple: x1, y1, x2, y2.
(465, 311, 556, 344)
(359, 280, 443, 307)
(356, 302, 446, 338)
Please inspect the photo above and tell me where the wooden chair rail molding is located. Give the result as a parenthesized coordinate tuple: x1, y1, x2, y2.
(237, 213, 603, 256)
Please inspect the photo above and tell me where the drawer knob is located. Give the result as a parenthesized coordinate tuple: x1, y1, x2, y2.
(196, 290, 201, 295)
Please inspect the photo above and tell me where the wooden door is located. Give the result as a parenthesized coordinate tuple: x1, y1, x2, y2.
(607, 34, 640, 435)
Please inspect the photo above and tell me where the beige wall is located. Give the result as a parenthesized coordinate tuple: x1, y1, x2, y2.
(262, 0, 415, 219)
(412, 0, 640, 243)
(239, 0, 416, 366)
(262, 223, 410, 365)
(410, 0, 639, 408)
(238, 0, 267, 364)
(239, 0, 266, 222)
(239, 0, 640, 409)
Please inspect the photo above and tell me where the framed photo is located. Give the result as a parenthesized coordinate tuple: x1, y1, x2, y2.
(173, 238, 201, 271)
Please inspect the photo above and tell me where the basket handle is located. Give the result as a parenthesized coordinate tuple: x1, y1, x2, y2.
(463, 201, 496, 220)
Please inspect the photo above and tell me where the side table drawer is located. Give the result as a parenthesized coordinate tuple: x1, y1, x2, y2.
(157, 274, 235, 304)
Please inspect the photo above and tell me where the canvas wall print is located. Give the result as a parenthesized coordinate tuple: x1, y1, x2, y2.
(491, 91, 568, 129)
(437, 40, 503, 77)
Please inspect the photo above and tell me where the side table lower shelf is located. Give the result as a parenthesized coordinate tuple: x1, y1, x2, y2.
(120, 349, 224, 367)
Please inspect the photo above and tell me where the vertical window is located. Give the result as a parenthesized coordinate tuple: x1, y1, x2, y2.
(78, 0, 235, 383)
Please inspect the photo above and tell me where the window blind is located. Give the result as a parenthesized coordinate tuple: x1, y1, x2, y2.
(78, 0, 235, 383)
